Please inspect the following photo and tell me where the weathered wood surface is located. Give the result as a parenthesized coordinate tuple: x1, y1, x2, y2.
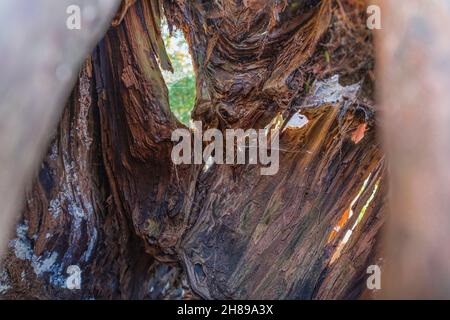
(1, 0, 385, 299)
(0, 0, 121, 257)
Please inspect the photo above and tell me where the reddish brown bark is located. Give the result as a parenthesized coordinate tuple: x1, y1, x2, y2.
(1, 0, 385, 299)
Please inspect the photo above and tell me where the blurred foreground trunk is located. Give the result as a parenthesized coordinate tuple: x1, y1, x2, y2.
(379, 0, 450, 299)
(1, 0, 386, 299)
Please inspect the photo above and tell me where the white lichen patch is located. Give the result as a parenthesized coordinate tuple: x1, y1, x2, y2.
(9, 222, 65, 287)
(10, 223, 33, 260)
(32, 251, 58, 276)
(305, 75, 360, 107)
(81, 226, 97, 262)
(46, 146, 97, 263)
(0, 268, 11, 294)
(49, 198, 62, 219)
(68, 202, 85, 220)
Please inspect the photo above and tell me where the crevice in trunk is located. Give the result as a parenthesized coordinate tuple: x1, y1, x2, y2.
(1, 0, 386, 300)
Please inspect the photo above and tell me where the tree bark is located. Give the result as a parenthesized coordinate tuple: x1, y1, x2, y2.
(0, 0, 121, 257)
(1, 0, 385, 299)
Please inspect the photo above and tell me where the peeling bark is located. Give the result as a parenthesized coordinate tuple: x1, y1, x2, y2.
(2, 0, 385, 300)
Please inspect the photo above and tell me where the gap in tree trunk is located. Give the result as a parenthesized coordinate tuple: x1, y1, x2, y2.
(161, 18, 196, 126)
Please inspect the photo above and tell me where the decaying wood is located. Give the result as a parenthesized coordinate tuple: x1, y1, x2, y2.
(1, 0, 385, 299)
(0, 0, 121, 257)
(378, 0, 450, 299)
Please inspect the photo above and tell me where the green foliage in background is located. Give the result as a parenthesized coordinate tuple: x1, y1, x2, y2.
(167, 76, 196, 124)
(162, 22, 195, 125)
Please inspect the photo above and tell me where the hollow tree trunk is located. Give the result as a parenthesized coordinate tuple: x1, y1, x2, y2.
(1, 0, 385, 299)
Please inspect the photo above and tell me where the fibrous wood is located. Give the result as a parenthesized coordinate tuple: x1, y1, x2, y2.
(1, 0, 385, 300)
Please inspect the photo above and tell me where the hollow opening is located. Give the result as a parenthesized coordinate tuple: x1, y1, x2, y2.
(284, 112, 309, 131)
(161, 20, 196, 125)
